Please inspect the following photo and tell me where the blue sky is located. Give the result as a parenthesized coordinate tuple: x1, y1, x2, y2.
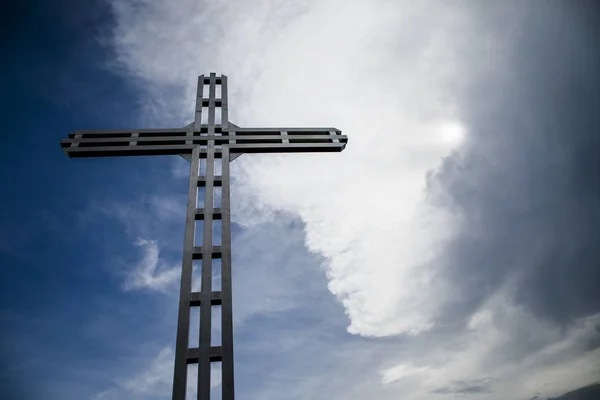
(1, 1, 177, 398)
(1, 1, 600, 399)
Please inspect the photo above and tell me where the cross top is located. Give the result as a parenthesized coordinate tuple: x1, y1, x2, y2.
(61, 73, 346, 159)
(60, 73, 347, 400)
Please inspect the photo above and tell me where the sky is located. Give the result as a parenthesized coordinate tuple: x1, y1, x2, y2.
(1, 1, 599, 399)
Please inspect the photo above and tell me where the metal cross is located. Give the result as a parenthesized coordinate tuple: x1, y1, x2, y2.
(60, 73, 347, 400)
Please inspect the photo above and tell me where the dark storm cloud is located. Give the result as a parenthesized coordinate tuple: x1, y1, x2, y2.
(431, 378, 492, 395)
(551, 383, 600, 400)
(429, 1, 600, 326)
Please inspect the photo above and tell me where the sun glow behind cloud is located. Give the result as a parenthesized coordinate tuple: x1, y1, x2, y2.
(438, 120, 467, 147)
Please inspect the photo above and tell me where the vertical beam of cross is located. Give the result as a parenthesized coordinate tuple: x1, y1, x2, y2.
(220, 144, 234, 400)
(171, 74, 200, 398)
(198, 73, 216, 400)
(172, 144, 200, 399)
(172, 73, 234, 400)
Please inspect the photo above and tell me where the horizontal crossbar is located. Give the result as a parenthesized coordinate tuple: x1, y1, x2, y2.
(187, 346, 222, 364)
(62, 134, 345, 146)
(203, 76, 223, 85)
(67, 127, 339, 138)
(62, 123, 346, 158)
(68, 128, 189, 138)
(195, 208, 222, 220)
(232, 143, 346, 153)
(193, 246, 223, 259)
(61, 142, 346, 158)
(231, 127, 341, 135)
(198, 176, 223, 187)
(190, 291, 223, 306)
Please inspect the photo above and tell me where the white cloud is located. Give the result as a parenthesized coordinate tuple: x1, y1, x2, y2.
(106, 0, 474, 337)
(122, 238, 180, 292)
(119, 347, 174, 394)
(89, 194, 187, 292)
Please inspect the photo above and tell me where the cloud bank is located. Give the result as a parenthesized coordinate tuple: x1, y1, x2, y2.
(100, 0, 600, 398)
(107, 0, 475, 337)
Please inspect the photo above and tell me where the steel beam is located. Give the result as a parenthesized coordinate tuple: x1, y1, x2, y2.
(61, 142, 345, 158)
(61, 134, 346, 145)
(172, 146, 201, 400)
(197, 72, 217, 400)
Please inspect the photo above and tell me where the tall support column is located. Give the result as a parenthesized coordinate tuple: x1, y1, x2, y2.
(172, 144, 201, 400)
(198, 73, 217, 400)
(221, 144, 234, 400)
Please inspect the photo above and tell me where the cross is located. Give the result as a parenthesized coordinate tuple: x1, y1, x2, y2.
(60, 73, 347, 400)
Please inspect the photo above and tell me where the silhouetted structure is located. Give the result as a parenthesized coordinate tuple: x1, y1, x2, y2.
(60, 73, 347, 400)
